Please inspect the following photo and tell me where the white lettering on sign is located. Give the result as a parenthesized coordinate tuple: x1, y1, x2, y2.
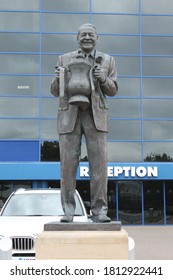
(80, 166, 158, 178)
(80, 166, 89, 177)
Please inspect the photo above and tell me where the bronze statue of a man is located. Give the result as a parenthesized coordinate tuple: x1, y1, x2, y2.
(51, 23, 118, 222)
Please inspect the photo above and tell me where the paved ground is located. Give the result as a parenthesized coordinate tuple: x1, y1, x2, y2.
(124, 225, 173, 260)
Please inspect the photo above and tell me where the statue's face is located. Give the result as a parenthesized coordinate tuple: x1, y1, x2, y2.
(77, 26, 98, 53)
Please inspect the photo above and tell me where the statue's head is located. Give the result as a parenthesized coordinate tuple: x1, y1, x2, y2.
(77, 23, 98, 53)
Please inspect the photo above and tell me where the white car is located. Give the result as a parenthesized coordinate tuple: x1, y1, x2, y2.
(0, 188, 89, 260)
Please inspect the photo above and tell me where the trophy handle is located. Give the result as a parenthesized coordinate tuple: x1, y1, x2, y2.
(59, 67, 66, 98)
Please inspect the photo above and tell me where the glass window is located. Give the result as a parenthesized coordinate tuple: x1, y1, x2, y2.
(108, 99, 141, 118)
(41, 76, 53, 97)
(143, 100, 173, 119)
(42, 0, 90, 12)
(41, 119, 58, 140)
(13, 181, 32, 191)
(142, 37, 173, 55)
(0, 119, 38, 139)
(107, 181, 116, 221)
(0, 12, 39, 32)
(43, 56, 140, 77)
(143, 57, 173, 76)
(41, 141, 60, 161)
(142, 78, 173, 97)
(80, 141, 142, 162)
(42, 13, 90, 33)
(0, 97, 39, 118)
(118, 181, 142, 225)
(107, 142, 142, 162)
(0, 76, 39, 96)
(0, 0, 39, 10)
(108, 120, 141, 141)
(142, 0, 173, 14)
(0, 54, 39, 74)
(118, 78, 140, 97)
(0, 181, 12, 208)
(142, 16, 173, 34)
(116, 56, 140, 76)
(42, 54, 60, 75)
(93, 0, 139, 13)
(98, 35, 139, 55)
(144, 142, 173, 161)
(0, 33, 39, 53)
(41, 98, 58, 118)
(92, 15, 139, 34)
(42, 34, 139, 55)
(42, 34, 77, 53)
(144, 120, 173, 141)
(144, 181, 164, 224)
(165, 181, 173, 224)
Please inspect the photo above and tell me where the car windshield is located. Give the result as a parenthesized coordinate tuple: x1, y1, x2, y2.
(1, 193, 84, 216)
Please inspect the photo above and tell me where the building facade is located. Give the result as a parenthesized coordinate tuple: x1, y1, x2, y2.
(0, 0, 173, 225)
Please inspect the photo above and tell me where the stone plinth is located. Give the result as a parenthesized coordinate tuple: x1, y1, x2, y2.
(36, 222, 128, 260)
(44, 221, 122, 231)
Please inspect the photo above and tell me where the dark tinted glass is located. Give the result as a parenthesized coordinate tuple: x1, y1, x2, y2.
(118, 181, 142, 224)
(144, 181, 164, 224)
(144, 142, 173, 162)
(165, 181, 173, 224)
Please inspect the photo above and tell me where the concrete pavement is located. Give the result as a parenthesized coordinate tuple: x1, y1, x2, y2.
(124, 225, 173, 260)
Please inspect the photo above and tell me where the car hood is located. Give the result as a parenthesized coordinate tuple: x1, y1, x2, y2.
(0, 215, 89, 238)
(0, 216, 62, 237)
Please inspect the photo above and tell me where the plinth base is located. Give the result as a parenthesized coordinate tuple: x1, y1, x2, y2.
(36, 222, 128, 260)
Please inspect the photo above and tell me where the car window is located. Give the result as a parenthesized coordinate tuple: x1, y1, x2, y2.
(1, 193, 84, 216)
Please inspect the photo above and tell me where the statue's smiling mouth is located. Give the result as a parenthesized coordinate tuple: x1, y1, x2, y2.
(82, 40, 93, 43)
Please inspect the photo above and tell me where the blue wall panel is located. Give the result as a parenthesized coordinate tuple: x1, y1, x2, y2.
(0, 141, 39, 161)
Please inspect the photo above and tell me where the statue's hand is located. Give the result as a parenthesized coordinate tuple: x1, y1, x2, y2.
(92, 66, 106, 83)
(55, 67, 60, 80)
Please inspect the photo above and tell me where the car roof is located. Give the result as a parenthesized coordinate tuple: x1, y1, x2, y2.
(14, 188, 61, 194)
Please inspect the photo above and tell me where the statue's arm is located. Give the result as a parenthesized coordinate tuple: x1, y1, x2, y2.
(100, 56, 118, 97)
(50, 56, 62, 97)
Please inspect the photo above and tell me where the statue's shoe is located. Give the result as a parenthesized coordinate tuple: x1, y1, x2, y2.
(60, 215, 73, 223)
(91, 215, 111, 223)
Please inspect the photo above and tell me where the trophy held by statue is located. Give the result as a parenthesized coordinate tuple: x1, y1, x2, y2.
(58, 54, 94, 111)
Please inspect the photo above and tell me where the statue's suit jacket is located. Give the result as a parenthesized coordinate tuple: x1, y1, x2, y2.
(51, 49, 118, 134)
